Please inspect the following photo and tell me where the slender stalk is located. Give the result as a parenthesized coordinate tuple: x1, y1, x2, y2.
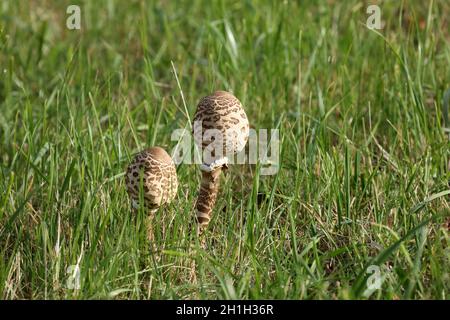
(195, 167, 222, 232)
(146, 209, 158, 255)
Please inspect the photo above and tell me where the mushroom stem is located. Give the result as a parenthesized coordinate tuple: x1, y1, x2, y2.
(146, 209, 157, 253)
(195, 166, 223, 232)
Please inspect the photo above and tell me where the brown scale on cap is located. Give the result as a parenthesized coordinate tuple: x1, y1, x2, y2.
(125, 147, 178, 211)
(193, 91, 249, 231)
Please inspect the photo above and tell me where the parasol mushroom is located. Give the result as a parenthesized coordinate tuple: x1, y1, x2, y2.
(125, 146, 178, 245)
(193, 90, 249, 233)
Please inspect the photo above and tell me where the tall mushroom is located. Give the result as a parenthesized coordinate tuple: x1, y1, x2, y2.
(193, 91, 249, 233)
(125, 147, 178, 245)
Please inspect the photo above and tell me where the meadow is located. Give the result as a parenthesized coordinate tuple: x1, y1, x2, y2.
(0, 0, 449, 299)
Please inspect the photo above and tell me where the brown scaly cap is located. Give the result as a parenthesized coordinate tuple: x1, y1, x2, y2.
(193, 90, 249, 162)
(125, 146, 178, 211)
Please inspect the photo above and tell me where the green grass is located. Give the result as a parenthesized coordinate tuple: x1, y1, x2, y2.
(0, 0, 449, 299)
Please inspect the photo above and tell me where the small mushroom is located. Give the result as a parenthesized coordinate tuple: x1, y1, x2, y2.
(125, 147, 178, 243)
(193, 91, 249, 232)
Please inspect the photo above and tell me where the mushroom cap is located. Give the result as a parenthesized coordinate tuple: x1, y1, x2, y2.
(125, 147, 178, 210)
(193, 91, 249, 163)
